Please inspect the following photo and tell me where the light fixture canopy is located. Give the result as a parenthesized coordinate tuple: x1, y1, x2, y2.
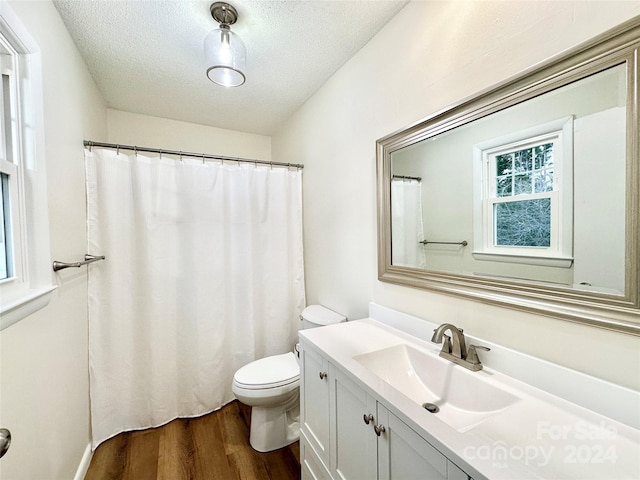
(204, 2, 246, 87)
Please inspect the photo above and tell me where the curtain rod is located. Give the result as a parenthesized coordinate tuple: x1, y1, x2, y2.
(83, 141, 304, 170)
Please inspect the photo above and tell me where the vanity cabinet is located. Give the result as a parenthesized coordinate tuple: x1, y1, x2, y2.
(300, 342, 473, 480)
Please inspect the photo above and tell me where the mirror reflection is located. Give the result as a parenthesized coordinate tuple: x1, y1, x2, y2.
(391, 64, 626, 294)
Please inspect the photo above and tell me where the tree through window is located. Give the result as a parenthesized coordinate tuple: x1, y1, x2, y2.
(493, 143, 554, 247)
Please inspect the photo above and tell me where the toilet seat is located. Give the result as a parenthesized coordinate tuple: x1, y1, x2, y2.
(234, 352, 300, 390)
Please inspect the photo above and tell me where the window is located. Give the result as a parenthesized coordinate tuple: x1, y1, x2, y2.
(1, 33, 21, 282)
(473, 118, 573, 267)
(0, 3, 54, 330)
(1, 171, 10, 279)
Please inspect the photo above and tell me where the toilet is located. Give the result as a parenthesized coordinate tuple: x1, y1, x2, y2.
(232, 304, 346, 452)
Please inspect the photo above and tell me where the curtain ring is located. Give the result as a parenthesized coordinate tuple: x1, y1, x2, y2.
(179, 151, 183, 162)
(202, 153, 206, 165)
(134, 146, 137, 157)
(159, 150, 162, 159)
(116, 145, 120, 155)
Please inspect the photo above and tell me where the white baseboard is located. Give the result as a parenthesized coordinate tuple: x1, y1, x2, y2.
(73, 443, 93, 480)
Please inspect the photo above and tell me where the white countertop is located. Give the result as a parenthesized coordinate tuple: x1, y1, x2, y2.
(299, 317, 640, 480)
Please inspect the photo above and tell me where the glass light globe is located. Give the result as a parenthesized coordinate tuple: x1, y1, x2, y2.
(204, 25, 246, 87)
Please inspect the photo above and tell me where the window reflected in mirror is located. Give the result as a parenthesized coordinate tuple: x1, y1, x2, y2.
(390, 64, 626, 295)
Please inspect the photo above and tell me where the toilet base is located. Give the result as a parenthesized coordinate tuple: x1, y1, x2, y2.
(248, 393, 300, 452)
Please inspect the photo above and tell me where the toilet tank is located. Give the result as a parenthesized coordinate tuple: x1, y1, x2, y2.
(300, 305, 346, 329)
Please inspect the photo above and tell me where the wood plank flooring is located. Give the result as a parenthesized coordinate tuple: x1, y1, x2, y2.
(84, 401, 301, 480)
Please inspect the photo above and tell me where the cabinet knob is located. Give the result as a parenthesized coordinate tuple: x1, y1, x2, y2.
(319, 371, 328, 380)
(0, 428, 11, 458)
(363, 413, 374, 425)
(374, 424, 386, 437)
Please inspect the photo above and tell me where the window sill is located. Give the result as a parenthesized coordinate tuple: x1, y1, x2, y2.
(0, 285, 57, 331)
(472, 252, 573, 268)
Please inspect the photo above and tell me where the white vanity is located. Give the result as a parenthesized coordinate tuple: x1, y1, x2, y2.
(298, 304, 640, 480)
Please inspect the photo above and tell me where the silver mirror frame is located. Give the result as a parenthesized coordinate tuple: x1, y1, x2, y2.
(377, 17, 640, 336)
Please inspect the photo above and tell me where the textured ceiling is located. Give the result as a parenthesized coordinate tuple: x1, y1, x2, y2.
(53, 0, 408, 135)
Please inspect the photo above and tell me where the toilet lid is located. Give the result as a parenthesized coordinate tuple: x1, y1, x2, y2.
(234, 352, 300, 389)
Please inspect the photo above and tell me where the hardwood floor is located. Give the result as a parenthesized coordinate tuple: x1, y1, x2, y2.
(84, 401, 301, 480)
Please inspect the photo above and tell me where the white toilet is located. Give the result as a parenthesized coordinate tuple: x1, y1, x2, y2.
(232, 304, 346, 452)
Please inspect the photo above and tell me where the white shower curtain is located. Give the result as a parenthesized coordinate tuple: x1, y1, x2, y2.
(85, 148, 306, 449)
(391, 179, 427, 269)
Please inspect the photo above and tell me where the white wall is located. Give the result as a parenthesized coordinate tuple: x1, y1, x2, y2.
(573, 107, 626, 292)
(107, 109, 272, 161)
(0, 1, 107, 479)
(272, 1, 640, 390)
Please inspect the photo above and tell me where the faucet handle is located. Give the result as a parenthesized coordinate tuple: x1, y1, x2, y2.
(467, 345, 490, 365)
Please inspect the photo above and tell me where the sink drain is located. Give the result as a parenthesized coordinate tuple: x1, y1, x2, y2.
(422, 402, 439, 413)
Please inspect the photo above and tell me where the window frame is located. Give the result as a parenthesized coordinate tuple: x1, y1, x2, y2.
(0, 3, 54, 331)
(472, 117, 574, 268)
(1, 33, 25, 284)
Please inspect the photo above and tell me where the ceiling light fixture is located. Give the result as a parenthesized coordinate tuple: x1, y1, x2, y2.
(204, 2, 246, 87)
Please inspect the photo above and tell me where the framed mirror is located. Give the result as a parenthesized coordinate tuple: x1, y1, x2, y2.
(377, 17, 640, 335)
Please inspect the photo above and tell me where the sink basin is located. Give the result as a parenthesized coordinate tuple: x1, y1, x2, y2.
(353, 344, 519, 432)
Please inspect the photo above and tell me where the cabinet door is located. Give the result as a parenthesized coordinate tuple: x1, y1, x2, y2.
(331, 367, 377, 480)
(377, 405, 448, 480)
(447, 461, 471, 480)
(301, 430, 333, 480)
(301, 344, 331, 468)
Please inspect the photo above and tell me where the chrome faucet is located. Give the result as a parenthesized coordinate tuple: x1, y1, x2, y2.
(431, 323, 466, 359)
(431, 323, 490, 371)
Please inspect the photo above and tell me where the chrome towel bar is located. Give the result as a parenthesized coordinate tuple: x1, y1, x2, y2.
(419, 240, 468, 246)
(392, 174, 422, 182)
(52, 254, 105, 272)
